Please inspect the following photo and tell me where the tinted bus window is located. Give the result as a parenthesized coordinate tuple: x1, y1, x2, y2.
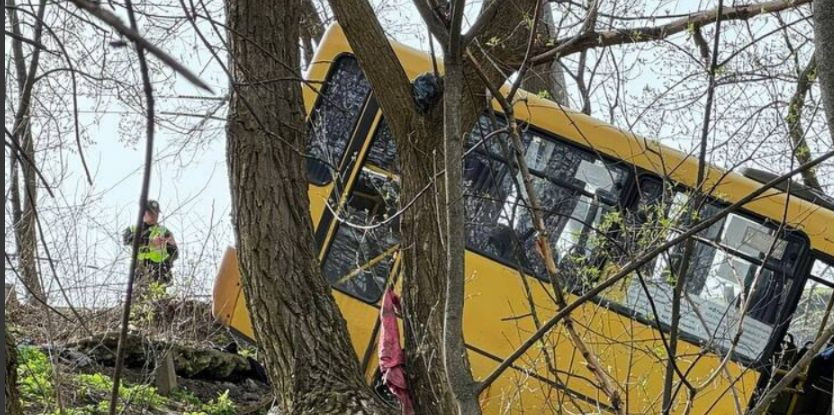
(307, 56, 372, 184)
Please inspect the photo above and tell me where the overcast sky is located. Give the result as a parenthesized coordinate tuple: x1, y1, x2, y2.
(5, 0, 826, 307)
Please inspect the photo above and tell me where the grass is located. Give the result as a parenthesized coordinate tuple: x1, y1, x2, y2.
(16, 346, 237, 415)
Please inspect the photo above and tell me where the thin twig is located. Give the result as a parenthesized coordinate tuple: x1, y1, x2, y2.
(529, 0, 811, 64)
(66, 0, 212, 92)
(662, 2, 724, 411)
(107, 0, 156, 412)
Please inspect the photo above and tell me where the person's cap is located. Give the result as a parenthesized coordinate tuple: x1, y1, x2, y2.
(146, 200, 161, 214)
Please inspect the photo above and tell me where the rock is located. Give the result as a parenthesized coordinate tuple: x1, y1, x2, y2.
(59, 349, 94, 368)
(64, 332, 263, 382)
(155, 350, 177, 395)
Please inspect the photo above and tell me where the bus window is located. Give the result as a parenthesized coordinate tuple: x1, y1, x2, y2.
(322, 169, 399, 302)
(788, 259, 834, 347)
(625, 191, 808, 361)
(307, 55, 372, 184)
(366, 117, 398, 172)
(463, 116, 629, 290)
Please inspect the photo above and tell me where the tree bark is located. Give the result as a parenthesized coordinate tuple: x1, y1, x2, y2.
(5, 328, 22, 415)
(814, 0, 834, 143)
(224, 0, 390, 412)
(521, 4, 568, 105)
(443, 52, 482, 414)
(6, 0, 46, 305)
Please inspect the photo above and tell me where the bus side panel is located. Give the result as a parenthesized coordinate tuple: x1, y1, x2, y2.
(461, 251, 760, 414)
(474, 350, 600, 414)
(212, 247, 255, 340)
(308, 183, 333, 229)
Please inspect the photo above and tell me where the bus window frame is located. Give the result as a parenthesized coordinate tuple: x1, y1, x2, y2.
(624, 173, 813, 367)
(320, 166, 400, 304)
(460, 112, 638, 277)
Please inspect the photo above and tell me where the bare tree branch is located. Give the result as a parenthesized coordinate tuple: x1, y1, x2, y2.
(461, 0, 505, 47)
(412, 0, 451, 45)
(530, 0, 811, 64)
(107, 0, 157, 412)
(814, 0, 834, 143)
(787, 56, 823, 190)
(3, 29, 52, 52)
(663, 2, 725, 411)
(66, 0, 212, 92)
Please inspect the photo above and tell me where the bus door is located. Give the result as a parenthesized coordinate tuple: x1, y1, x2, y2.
(306, 54, 401, 369)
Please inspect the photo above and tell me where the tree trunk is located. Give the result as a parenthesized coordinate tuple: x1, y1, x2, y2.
(300, 0, 324, 66)
(5, 328, 22, 415)
(787, 57, 823, 190)
(17, 130, 40, 304)
(442, 54, 482, 414)
(6, 0, 45, 305)
(814, 0, 834, 142)
(330, 1, 537, 412)
(521, 4, 568, 105)
(224, 0, 390, 412)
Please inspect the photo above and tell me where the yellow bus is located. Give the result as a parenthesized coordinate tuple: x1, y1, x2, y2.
(213, 24, 834, 414)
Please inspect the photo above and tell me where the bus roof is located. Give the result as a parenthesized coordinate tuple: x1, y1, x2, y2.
(305, 24, 834, 256)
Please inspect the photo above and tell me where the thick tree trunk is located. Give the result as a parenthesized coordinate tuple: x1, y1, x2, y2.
(5, 328, 22, 415)
(814, 0, 834, 142)
(224, 0, 390, 412)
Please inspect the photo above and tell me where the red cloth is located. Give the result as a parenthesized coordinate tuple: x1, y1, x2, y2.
(379, 288, 414, 415)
